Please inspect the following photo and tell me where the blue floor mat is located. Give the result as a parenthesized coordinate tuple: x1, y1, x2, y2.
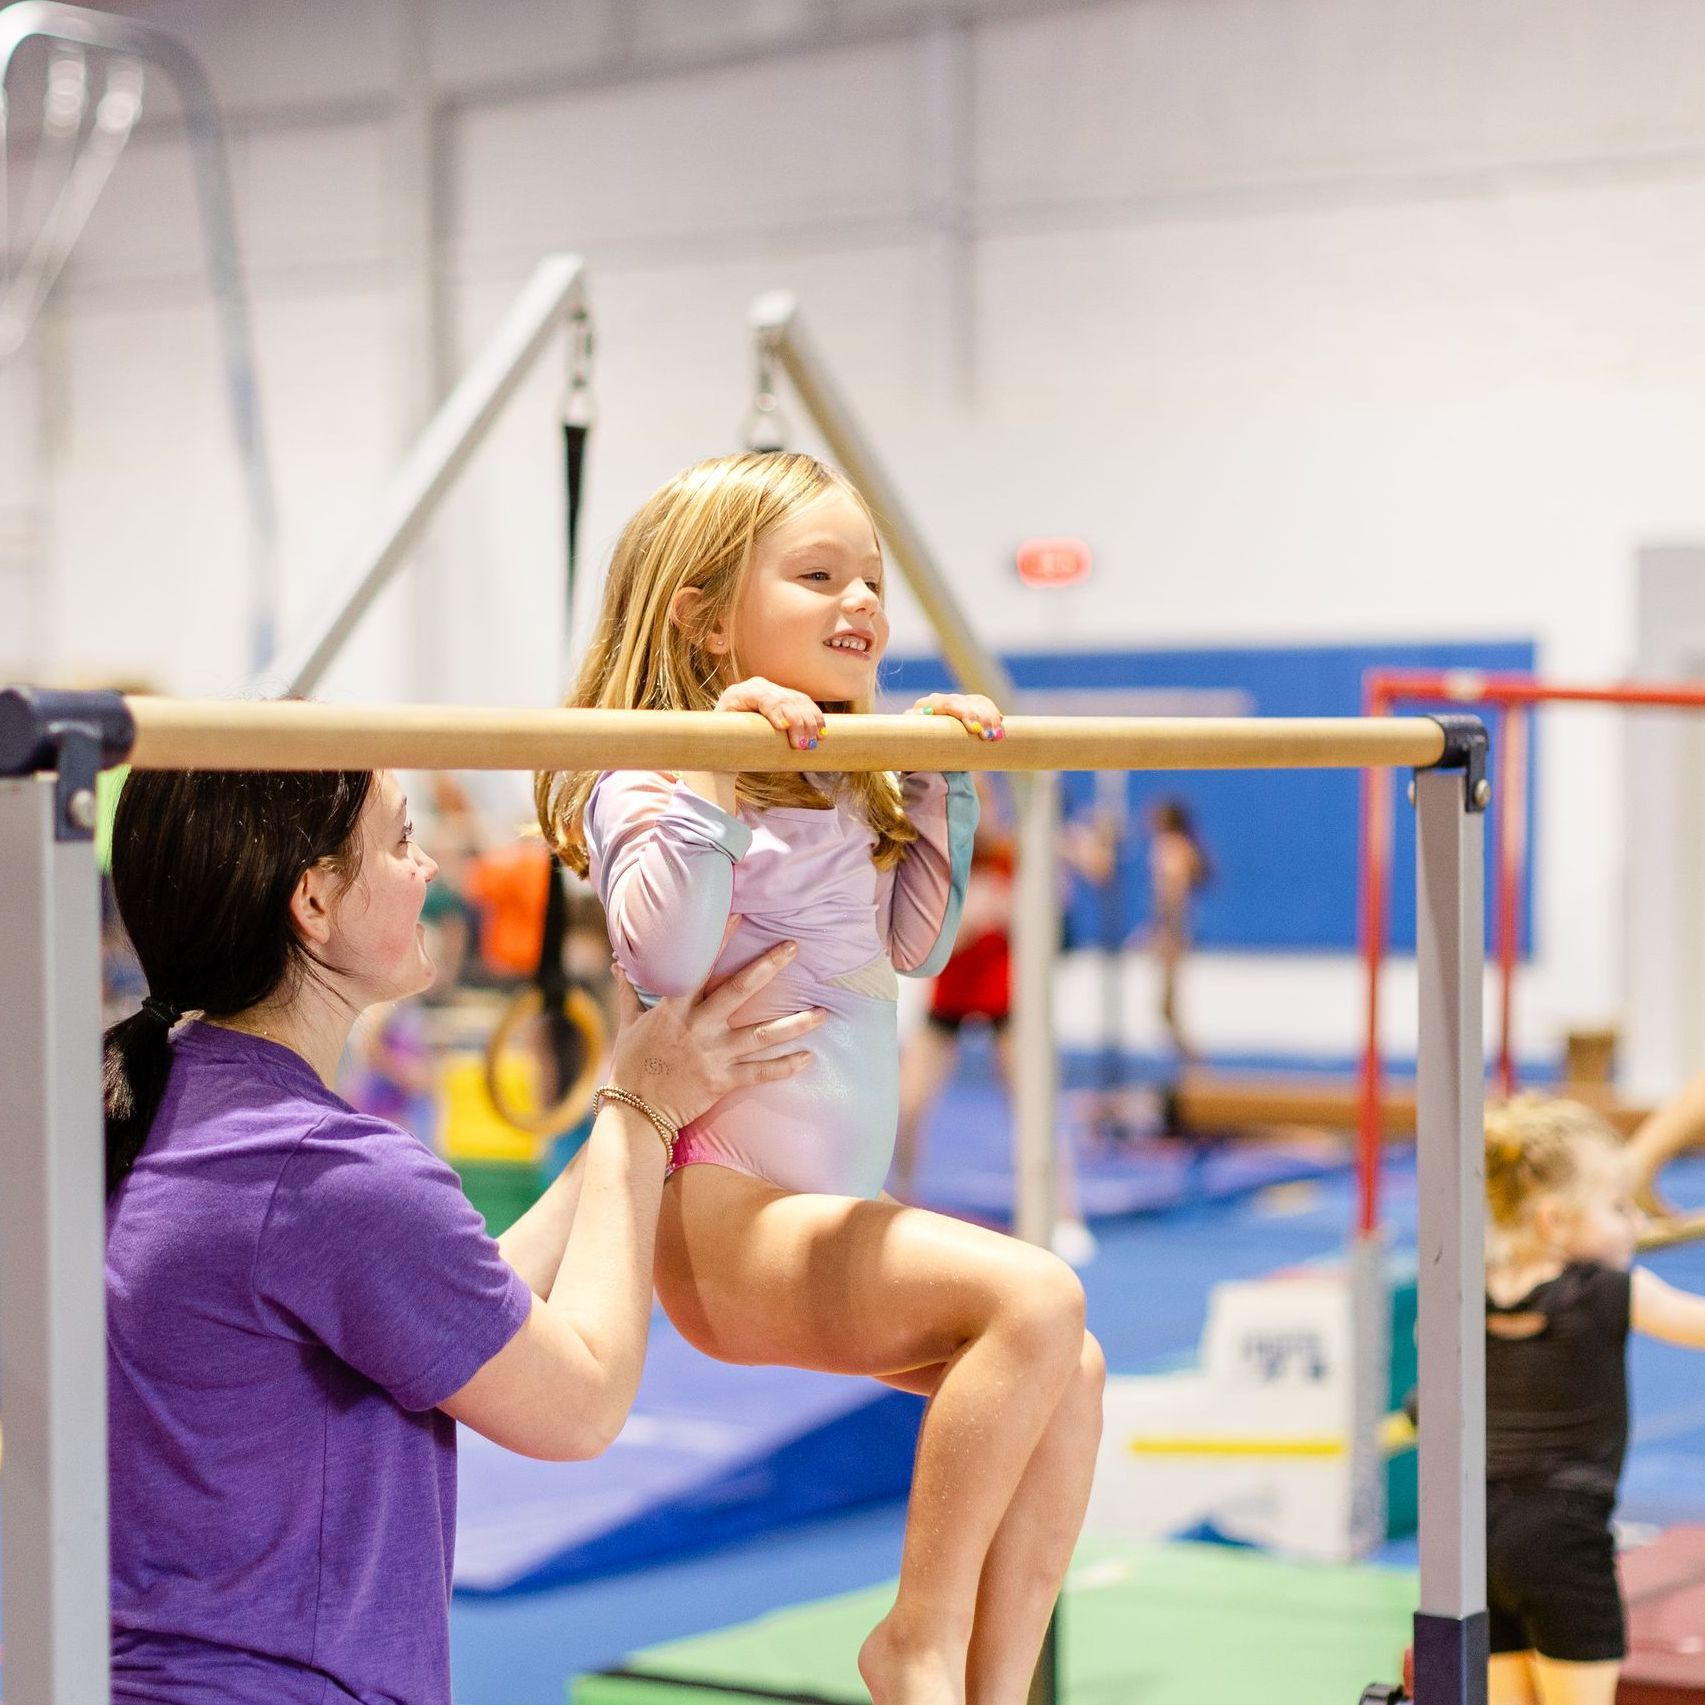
(905, 1052, 1350, 1224)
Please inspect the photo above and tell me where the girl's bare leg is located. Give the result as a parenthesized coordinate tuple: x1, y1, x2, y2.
(656, 1167, 1092, 1705)
(884, 1332, 1105, 1703)
(895, 1021, 960, 1199)
(1489, 1652, 1541, 1705)
(1531, 1657, 1620, 1705)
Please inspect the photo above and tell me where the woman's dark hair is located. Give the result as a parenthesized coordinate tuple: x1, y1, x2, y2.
(104, 769, 373, 1195)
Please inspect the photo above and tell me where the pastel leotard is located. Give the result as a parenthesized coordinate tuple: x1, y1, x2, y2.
(584, 769, 977, 1199)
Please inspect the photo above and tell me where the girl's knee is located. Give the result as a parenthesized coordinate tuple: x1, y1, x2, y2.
(1060, 1330, 1108, 1446)
(999, 1250, 1087, 1364)
(1079, 1329, 1108, 1397)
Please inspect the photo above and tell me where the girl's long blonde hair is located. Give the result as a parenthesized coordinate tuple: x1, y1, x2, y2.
(1484, 1094, 1619, 1234)
(537, 451, 917, 876)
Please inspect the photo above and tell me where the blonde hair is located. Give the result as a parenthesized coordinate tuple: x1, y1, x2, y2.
(537, 451, 917, 876)
(1484, 1094, 1620, 1231)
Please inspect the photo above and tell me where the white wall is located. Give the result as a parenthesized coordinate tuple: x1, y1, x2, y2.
(14, 0, 1705, 1076)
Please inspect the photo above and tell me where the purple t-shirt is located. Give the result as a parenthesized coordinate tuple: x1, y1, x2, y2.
(106, 1023, 532, 1704)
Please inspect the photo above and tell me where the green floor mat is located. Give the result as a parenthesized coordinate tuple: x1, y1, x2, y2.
(571, 1539, 1417, 1704)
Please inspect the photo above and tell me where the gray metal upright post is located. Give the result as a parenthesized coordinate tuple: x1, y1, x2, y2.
(0, 775, 112, 1705)
(1013, 769, 1061, 1250)
(1411, 734, 1489, 1705)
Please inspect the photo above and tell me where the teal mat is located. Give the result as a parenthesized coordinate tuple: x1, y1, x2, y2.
(572, 1539, 1416, 1704)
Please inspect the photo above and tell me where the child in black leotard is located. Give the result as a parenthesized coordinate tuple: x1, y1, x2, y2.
(1484, 1095, 1705, 1705)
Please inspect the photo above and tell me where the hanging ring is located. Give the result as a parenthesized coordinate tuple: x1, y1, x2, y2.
(482, 982, 606, 1137)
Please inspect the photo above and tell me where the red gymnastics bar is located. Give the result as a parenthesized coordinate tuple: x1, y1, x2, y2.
(1357, 670, 1705, 1236)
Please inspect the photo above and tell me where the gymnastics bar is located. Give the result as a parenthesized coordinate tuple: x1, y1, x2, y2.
(0, 1, 280, 672)
(262, 252, 590, 697)
(0, 689, 1486, 1705)
(1358, 671, 1705, 1233)
(119, 700, 1446, 773)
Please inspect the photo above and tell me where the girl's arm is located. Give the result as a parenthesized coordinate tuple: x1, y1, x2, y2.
(884, 769, 980, 976)
(588, 771, 752, 997)
(1627, 1072, 1705, 1199)
(1632, 1265, 1705, 1349)
(882, 692, 999, 976)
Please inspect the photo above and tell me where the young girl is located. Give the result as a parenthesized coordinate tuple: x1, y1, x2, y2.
(1484, 1094, 1705, 1705)
(1145, 796, 1209, 1062)
(539, 451, 1105, 1705)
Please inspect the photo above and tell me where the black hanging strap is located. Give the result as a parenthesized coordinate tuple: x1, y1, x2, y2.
(535, 355, 591, 1107)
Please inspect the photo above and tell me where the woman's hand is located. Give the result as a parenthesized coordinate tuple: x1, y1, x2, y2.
(908, 691, 1006, 742)
(605, 939, 823, 1130)
(716, 676, 827, 752)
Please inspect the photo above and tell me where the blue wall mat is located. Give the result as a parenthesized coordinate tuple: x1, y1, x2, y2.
(881, 640, 1536, 953)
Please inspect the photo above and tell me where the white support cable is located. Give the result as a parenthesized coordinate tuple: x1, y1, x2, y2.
(263, 253, 589, 698)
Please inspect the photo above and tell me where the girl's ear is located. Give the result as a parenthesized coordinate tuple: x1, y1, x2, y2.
(669, 585, 730, 655)
(1531, 1194, 1571, 1248)
(289, 861, 338, 948)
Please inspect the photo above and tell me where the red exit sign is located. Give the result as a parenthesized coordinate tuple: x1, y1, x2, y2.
(1015, 537, 1092, 588)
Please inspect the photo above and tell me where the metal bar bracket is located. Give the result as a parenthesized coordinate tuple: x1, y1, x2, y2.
(0, 686, 135, 840)
(1419, 713, 1491, 813)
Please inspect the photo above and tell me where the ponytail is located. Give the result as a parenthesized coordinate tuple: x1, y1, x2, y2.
(103, 1002, 180, 1194)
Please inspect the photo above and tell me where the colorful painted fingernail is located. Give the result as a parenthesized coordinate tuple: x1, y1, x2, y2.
(807, 738, 818, 749)
(919, 704, 935, 715)
(993, 725, 1007, 740)
(967, 721, 982, 734)
(816, 724, 829, 738)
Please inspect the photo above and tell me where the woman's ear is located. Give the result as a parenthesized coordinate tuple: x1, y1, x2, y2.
(288, 862, 337, 948)
(670, 586, 730, 655)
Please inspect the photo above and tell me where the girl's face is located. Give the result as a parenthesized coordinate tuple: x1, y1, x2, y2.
(1544, 1146, 1642, 1270)
(720, 486, 889, 702)
(323, 773, 439, 1006)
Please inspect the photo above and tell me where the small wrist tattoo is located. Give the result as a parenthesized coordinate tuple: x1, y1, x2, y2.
(643, 1055, 670, 1077)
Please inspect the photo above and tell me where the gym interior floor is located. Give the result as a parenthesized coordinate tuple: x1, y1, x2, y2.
(447, 1044, 1705, 1705)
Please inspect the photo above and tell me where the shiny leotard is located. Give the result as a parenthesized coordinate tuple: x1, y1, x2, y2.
(584, 769, 977, 1199)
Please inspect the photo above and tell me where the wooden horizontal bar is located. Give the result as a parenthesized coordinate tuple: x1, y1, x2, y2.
(122, 699, 1449, 774)
(1175, 1076, 1419, 1135)
(1172, 1074, 1653, 1139)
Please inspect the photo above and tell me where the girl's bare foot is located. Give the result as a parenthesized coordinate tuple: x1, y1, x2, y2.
(858, 1615, 966, 1705)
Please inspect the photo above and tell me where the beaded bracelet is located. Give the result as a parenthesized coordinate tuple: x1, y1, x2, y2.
(591, 1085, 678, 1161)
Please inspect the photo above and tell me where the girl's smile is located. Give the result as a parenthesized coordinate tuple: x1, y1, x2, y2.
(722, 486, 890, 701)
